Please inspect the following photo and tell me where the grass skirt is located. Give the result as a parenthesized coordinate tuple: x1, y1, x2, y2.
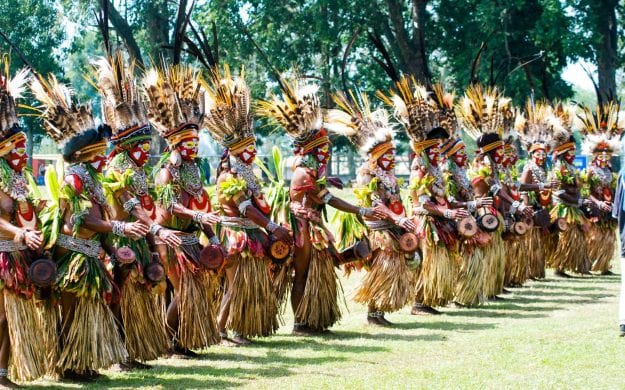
(4, 291, 48, 381)
(295, 247, 342, 330)
(415, 243, 455, 308)
(354, 231, 413, 312)
(58, 296, 127, 372)
(170, 244, 220, 349)
(226, 253, 279, 337)
(115, 237, 169, 361)
(587, 222, 617, 273)
(454, 243, 486, 307)
(527, 228, 547, 279)
(504, 237, 529, 287)
(549, 205, 589, 273)
(483, 232, 505, 297)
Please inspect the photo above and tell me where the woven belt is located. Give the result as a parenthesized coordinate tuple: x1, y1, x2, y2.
(178, 233, 200, 246)
(220, 216, 259, 229)
(365, 220, 394, 231)
(56, 234, 102, 258)
(0, 239, 27, 253)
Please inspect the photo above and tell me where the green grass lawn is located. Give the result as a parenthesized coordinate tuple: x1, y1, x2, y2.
(28, 190, 625, 389)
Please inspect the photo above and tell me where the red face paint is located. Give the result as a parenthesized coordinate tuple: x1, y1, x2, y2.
(129, 141, 151, 166)
(178, 137, 199, 161)
(6, 140, 27, 172)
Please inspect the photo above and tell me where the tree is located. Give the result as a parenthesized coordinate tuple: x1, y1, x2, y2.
(567, 0, 624, 102)
(0, 0, 64, 161)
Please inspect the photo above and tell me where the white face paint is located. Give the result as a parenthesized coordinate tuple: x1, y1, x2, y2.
(180, 149, 188, 157)
(12, 159, 20, 167)
(241, 151, 251, 162)
(133, 151, 143, 160)
(90, 159, 102, 171)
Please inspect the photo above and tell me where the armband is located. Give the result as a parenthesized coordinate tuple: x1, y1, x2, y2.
(467, 200, 477, 213)
(149, 223, 163, 236)
(322, 192, 334, 204)
(538, 183, 545, 191)
(414, 207, 428, 216)
(577, 198, 583, 207)
(510, 200, 521, 215)
(265, 221, 279, 233)
(209, 235, 220, 245)
(123, 197, 141, 213)
(238, 199, 253, 216)
(193, 211, 205, 223)
(112, 221, 126, 237)
(490, 184, 502, 195)
(443, 209, 454, 219)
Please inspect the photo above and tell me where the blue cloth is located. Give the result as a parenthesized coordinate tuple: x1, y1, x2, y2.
(615, 170, 625, 257)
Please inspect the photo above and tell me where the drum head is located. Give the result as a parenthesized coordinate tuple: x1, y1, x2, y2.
(269, 239, 291, 263)
(556, 218, 569, 232)
(399, 232, 419, 252)
(145, 262, 166, 282)
(478, 213, 500, 232)
(199, 245, 225, 270)
(458, 217, 478, 238)
(513, 221, 528, 236)
(116, 246, 136, 264)
(29, 258, 57, 287)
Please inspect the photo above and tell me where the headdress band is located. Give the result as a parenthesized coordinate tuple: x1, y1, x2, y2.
(167, 123, 199, 146)
(300, 133, 330, 155)
(0, 132, 26, 157)
(369, 142, 394, 163)
(411, 139, 439, 153)
(440, 138, 464, 158)
(479, 140, 504, 154)
(76, 140, 107, 158)
(553, 142, 575, 155)
(229, 136, 256, 155)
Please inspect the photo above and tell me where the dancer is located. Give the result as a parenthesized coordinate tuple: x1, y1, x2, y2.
(325, 91, 416, 325)
(203, 66, 288, 344)
(33, 74, 130, 380)
(143, 64, 222, 355)
(258, 76, 385, 334)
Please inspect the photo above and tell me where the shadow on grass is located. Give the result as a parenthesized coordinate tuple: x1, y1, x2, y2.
(392, 320, 497, 332)
(322, 330, 447, 342)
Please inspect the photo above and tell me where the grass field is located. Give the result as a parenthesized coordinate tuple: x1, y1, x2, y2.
(27, 190, 625, 389)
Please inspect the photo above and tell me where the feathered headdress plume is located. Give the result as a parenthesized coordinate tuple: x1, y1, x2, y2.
(257, 74, 324, 152)
(202, 64, 255, 153)
(30, 74, 109, 159)
(142, 63, 205, 146)
(0, 53, 29, 156)
(577, 102, 624, 156)
(549, 101, 576, 156)
(431, 84, 465, 158)
(515, 100, 553, 153)
(91, 51, 151, 146)
(325, 91, 394, 159)
(377, 75, 437, 152)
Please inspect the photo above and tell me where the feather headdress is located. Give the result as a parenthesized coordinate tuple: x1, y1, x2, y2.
(0, 54, 29, 156)
(91, 51, 151, 146)
(431, 84, 464, 158)
(577, 102, 624, 156)
(142, 63, 205, 146)
(325, 91, 394, 160)
(549, 101, 576, 156)
(257, 75, 325, 154)
(202, 65, 255, 154)
(457, 85, 513, 154)
(515, 100, 554, 153)
(377, 75, 437, 152)
(30, 74, 109, 160)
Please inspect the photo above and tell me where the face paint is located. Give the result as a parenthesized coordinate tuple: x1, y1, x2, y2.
(178, 137, 199, 161)
(426, 142, 441, 166)
(452, 147, 468, 167)
(564, 149, 576, 164)
(377, 149, 396, 171)
(532, 149, 547, 166)
(237, 143, 257, 165)
(503, 146, 518, 168)
(314, 143, 330, 165)
(6, 140, 27, 172)
(129, 141, 151, 166)
(491, 145, 505, 165)
(89, 153, 107, 173)
(593, 151, 611, 168)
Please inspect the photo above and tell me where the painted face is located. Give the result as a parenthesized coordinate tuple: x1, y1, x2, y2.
(314, 142, 331, 165)
(129, 141, 151, 166)
(89, 153, 107, 173)
(532, 149, 547, 166)
(178, 137, 199, 161)
(563, 149, 576, 164)
(503, 146, 518, 168)
(6, 140, 27, 172)
(593, 151, 611, 168)
(452, 146, 468, 167)
(426, 142, 441, 166)
(377, 149, 396, 171)
(491, 145, 505, 165)
(236, 143, 257, 165)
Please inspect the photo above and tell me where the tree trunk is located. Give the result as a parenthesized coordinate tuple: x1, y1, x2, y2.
(596, 1, 618, 102)
(107, 0, 144, 66)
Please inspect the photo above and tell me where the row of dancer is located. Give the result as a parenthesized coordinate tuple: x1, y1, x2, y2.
(0, 51, 620, 386)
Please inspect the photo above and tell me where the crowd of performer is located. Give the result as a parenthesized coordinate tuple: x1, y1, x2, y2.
(0, 50, 621, 386)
